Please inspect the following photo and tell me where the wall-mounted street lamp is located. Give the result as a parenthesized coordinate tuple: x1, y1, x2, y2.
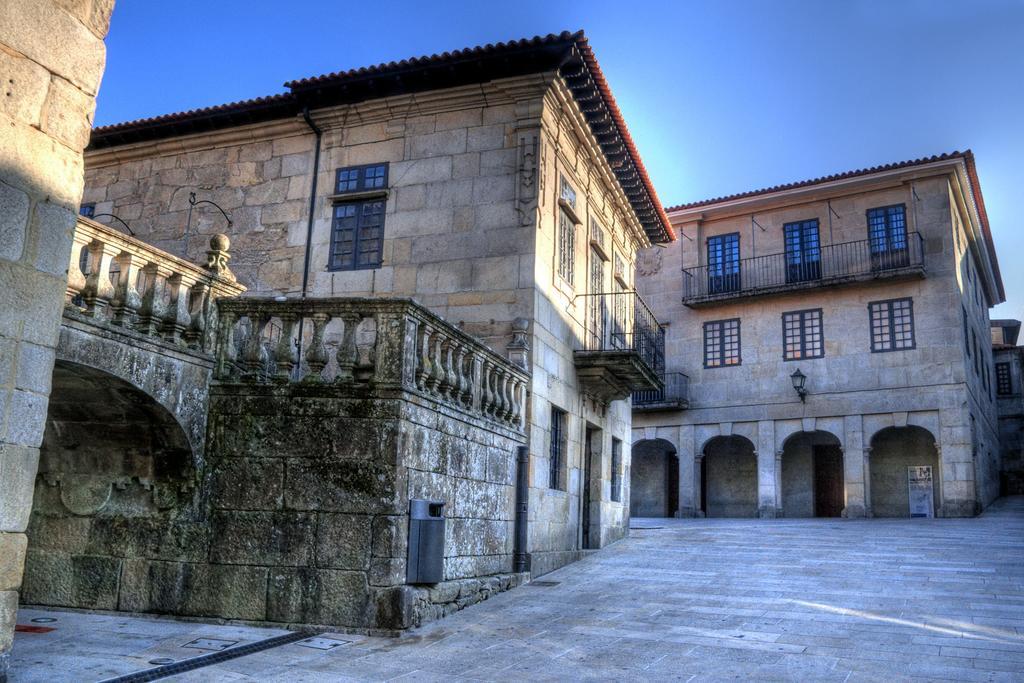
(791, 368, 808, 403)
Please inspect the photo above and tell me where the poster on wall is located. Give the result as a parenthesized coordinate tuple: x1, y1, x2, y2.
(908, 466, 934, 518)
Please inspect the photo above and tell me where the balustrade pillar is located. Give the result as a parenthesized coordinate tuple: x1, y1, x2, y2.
(65, 231, 91, 305)
(304, 313, 330, 382)
(137, 263, 170, 336)
(82, 239, 118, 316)
(242, 315, 269, 378)
(162, 272, 195, 344)
(274, 314, 298, 380)
(183, 282, 210, 350)
(214, 310, 237, 380)
(416, 324, 434, 391)
(337, 313, 361, 382)
(456, 347, 470, 406)
(110, 252, 143, 327)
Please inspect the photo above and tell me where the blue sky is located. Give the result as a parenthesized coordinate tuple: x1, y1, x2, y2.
(95, 0, 1024, 317)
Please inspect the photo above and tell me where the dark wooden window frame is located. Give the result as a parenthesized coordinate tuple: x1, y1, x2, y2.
(610, 438, 623, 503)
(704, 318, 741, 368)
(868, 297, 915, 353)
(782, 308, 824, 361)
(557, 176, 579, 287)
(783, 219, 822, 284)
(328, 163, 389, 272)
(996, 362, 1013, 396)
(549, 406, 567, 491)
(706, 232, 741, 294)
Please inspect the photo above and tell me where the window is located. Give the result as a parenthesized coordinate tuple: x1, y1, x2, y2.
(867, 204, 908, 269)
(782, 309, 824, 360)
(784, 219, 821, 283)
(707, 233, 740, 294)
(588, 248, 606, 348)
(973, 330, 980, 375)
(610, 438, 623, 503)
(335, 164, 388, 194)
(557, 177, 577, 285)
(963, 306, 971, 358)
(549, 406, 567, 490)
(868, 298, 915, 352)
(997, 362, 1012, 395)
(79, 204, 95, 218)
(704, 318, 741, 367)
(329, 164, 389, 271)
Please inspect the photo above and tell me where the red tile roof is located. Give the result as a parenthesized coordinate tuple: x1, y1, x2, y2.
(669, 150, 1004, 303)
(88, 31, 673, 243)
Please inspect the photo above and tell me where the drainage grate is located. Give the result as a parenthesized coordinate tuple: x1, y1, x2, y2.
(528, 580, 560, 587)
(98, 631, 309, 683)
(182, 638, 237, 651)
(296, 636, 352, 650)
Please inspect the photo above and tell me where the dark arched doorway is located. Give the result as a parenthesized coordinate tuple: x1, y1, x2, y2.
(22, 361, 196, 610)
(781, 431, 844, 518)
(630, 439, 679, 517)
(701, 435, 757, 517)
(869, 426, 940, 518)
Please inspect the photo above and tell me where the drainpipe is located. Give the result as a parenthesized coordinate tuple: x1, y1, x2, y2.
(300, 107, 323, 300)
(294, 108, 323, 370)
(514, 445, 530, 573)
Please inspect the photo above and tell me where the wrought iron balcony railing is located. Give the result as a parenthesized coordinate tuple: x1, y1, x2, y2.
(633, 372, 689, 410)
(572, 291, 664, 401)
(577, 291, 664, 377)
(682, 233, 925, 305)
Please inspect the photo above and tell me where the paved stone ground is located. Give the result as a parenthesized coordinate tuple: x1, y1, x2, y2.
(10, 497, 1024, 682)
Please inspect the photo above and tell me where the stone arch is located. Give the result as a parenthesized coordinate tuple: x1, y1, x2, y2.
(779, 430, 844, 518)
(700, 435, 757, 517)
(630, 438, 679, 518)
(868, 425, 941, 518)
(55, 320, 214, 457)
(22, 360, 200, 611)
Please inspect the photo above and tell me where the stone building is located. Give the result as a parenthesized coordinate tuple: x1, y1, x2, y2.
(20, 31, 674, 629)
(632, 152, 1003, 519)
(992, 319, 1024, 494)
(0, 1, 114, 678)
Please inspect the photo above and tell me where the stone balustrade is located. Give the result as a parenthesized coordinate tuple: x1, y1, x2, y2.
(214, 297, 529, 431)
(65, 217, 246, 351)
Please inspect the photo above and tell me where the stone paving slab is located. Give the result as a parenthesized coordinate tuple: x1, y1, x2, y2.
(9, 496, 1024, 681)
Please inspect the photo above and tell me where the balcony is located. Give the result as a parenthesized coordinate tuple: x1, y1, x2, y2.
(573, 291, 664, 402)
(682, 233, 925, 306)
(633, 372, 689, 411)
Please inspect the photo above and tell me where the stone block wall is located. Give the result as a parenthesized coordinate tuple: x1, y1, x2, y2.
(0, 1, 112, 677)
(21, 378, 526, 632)
(634, 167, 1002, 518)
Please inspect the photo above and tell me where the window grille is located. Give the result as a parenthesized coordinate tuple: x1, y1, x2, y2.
(611, 439, 623, 503)
(704, 318, 741, 367)
(868, 298, 915, 352)
(549, 406, 566, 490)
(997, 362, 1012, 395)
(782, 309, 824, 360)
(329, 163, 389, 271)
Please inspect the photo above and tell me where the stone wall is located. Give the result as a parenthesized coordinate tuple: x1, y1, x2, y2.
(995, 346, 1024, 494)
(22, 383, 526, 632)
(634, 165, 1002, 519)
(83, 71, 647, 580)
(0, 1, 112, 677)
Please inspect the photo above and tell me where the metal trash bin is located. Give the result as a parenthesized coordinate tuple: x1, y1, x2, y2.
(406, 499, 445, 584)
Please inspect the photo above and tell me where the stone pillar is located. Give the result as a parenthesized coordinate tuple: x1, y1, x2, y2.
(757, 420, 778, 518)
(842, 414, 868, 518)
(0, 2, 114, 677)
(676, 425, 696, 517)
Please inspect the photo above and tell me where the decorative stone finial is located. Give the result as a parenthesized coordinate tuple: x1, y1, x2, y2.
(506, 317, 531, 371)
(204, 233, 236, 281)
